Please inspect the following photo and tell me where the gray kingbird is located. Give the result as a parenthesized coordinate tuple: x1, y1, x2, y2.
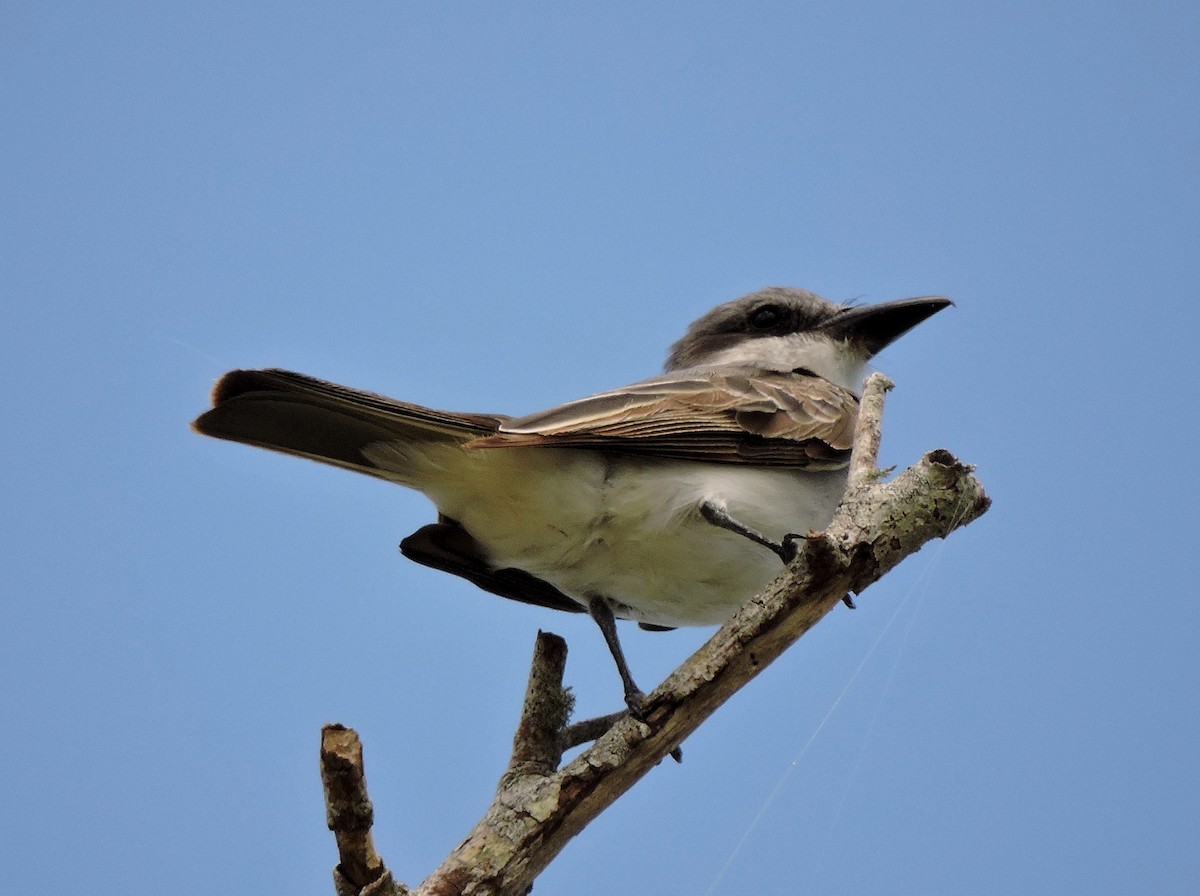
(193, 287, 950, 707)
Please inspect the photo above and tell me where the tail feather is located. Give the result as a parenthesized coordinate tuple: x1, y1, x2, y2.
(191, 369, 507, 480)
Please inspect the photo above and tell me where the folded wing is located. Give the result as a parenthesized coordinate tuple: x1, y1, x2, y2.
(468, 368, 858, 468)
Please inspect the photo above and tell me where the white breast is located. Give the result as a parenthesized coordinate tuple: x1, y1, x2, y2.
(405, 445, 849, 628)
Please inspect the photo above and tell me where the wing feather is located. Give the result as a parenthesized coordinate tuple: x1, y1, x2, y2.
(466, 368, 858, 468)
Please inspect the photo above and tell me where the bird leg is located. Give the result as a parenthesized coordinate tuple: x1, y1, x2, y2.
(699, 500, 855, 608)
(699, 500, 799, 561)
(587, 596, 646, 713)
(585, 597, 684, 763)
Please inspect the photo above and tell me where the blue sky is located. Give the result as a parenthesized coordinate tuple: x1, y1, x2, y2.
(3, 3, 1197, 893)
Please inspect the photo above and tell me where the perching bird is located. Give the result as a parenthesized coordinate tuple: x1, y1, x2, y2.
(193, 287, 950, 707)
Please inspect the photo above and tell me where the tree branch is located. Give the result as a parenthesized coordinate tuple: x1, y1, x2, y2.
(320, 724, 406, 896)
(321, 372, 991, 895)
(506, 631, 572, 779)
(849, 372, 894, 486)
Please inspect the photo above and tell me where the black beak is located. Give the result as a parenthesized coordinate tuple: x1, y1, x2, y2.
(821, 295, 953, 357)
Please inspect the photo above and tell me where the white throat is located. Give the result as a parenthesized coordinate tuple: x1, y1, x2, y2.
(691, 333, 870, 391)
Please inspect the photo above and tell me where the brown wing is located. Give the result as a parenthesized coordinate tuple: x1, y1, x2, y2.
(466, 368, 858, 468)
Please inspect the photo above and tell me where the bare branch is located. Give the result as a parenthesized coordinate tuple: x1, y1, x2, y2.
(412, 426, 988, 892)
(849, 371, 894, 485)
(320, 725, 406, 896)
(323, 379, 992, 895)
(506, 631, 572, 779)
(559, 710, 626, 751)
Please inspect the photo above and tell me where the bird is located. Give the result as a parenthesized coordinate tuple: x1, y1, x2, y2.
(192, 287, 950, 708)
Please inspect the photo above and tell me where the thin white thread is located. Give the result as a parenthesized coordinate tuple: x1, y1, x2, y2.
(805, 554, 939, 887)
(702, 589, 916, 896)
(704, 487, 975, 895)
(806, 488, 974, 884)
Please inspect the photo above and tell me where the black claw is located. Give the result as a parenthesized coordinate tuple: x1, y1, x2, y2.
(841, 594, 856, 609)
(625, 694, 683, 764)
(624, 689, 649, 720)
(780, 533, 803, 564)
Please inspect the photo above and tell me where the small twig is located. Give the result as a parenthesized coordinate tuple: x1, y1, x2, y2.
(559, 711, 627, 751)
(849, 371, 894, 486)
(506, 631, 572, 778)
(320, 724, 405, 896)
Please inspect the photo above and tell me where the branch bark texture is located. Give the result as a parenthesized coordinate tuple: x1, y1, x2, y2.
(321, 725, 406, 896)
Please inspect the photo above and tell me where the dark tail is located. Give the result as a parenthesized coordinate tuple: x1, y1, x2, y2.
(192, 369, 507, 480)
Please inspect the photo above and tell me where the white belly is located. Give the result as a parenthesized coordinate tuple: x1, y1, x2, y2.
(411, 447, 849, 628)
